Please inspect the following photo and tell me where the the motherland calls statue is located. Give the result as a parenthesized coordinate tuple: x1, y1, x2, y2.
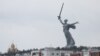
(58, 3, 78, 48)
(58, 16, 78, 48)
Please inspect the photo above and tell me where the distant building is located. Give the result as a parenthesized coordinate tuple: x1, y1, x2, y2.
(1, 46, 100, 56)
(8, 43, 18, 53)
(31, 47, 81, 56)
(31, 47, 100, 56)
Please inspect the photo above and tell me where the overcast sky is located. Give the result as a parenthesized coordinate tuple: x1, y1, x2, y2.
(0, 0, 100, 53)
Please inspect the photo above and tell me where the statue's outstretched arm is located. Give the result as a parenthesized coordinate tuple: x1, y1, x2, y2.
(71, 22, 79, 25)
(58, 16, 64, 25)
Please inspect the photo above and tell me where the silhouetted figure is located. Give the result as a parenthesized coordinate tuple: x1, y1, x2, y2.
(58, 16, 78, 48)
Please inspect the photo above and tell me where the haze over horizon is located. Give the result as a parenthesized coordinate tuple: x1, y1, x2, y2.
(0, 0, 100, 53)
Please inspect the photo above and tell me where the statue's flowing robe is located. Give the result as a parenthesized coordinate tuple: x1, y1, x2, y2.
(63, 24, 75, 47)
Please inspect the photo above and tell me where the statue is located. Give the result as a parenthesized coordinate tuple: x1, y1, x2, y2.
(57, 3, 78, 48)
(58, 16, 78, 48)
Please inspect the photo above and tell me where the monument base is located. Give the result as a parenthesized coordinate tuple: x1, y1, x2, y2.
(60, 45, 78, 51)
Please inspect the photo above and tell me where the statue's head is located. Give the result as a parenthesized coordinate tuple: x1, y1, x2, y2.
(64, 19, 68, 23)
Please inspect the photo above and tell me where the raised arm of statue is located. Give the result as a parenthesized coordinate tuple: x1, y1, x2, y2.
(58, 16, 64, 25)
